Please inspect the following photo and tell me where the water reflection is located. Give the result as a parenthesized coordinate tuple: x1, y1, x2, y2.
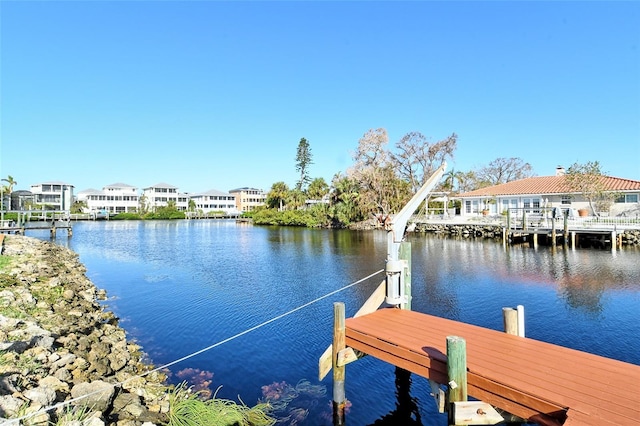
(369, 368, 423, 425)
(37, 221, 640, 425)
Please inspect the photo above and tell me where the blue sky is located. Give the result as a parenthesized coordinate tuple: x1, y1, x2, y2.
(1, 1, 639, 194)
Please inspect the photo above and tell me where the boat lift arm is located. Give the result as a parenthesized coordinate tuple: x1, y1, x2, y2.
(385, 162, 447, 305)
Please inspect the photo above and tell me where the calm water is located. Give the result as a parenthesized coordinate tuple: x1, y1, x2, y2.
(42, 220, 640, 425)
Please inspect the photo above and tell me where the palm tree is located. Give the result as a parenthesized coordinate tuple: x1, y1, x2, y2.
(266, 181, 290, 210)
(307, 177, 329, 201)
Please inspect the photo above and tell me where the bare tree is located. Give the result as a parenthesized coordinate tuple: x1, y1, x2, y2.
(476, 157, 534, 187)
(392, 132, 457, 193)
(348, 128, 411, 219)
(564, 161, 618, 216)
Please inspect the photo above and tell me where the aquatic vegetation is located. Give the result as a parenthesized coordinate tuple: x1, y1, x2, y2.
(167, 382, 275, 426)
(176, 368, 214, 399)
(260, 379, 329, 424)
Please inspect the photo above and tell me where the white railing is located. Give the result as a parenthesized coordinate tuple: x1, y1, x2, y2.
(411, 213, 640, 231)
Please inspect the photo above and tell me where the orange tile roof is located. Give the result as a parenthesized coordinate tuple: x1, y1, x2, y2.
(458, 175, 640, 197)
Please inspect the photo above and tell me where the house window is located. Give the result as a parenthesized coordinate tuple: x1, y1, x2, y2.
(615, 194, 638, 203)
(523, 198, 541, 213)
(561, 196, 572, 205)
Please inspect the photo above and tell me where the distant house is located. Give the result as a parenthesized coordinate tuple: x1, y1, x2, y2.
(142, 183, 189, 211)
(77, 183, 139, 214)
(30, 181, 74, 211)
(190, 189, 239, 216)
(457, 167, 640, 218)
(229, 187, 266, 212)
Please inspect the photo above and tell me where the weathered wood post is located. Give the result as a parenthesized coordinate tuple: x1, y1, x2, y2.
(446, 336, 467, 425)
(611, 230, 617, 253)
(332, 302, 346, 426)
(503, 308, 518, 335)
(503, 306, 525, 337)
(563, 210, 569, 247)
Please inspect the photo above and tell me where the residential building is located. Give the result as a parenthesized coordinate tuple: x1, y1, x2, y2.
(457, 167, 640, 218)
(30, 181, 74, 211)
(142, 183, 189, 211)
(76, 183, 139, 214)
(229, 187, 266, 212)
(190, 189, 239, 216)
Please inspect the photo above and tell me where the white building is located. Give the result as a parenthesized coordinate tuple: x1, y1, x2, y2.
(190, 189, 239, 216)
(76, 183, 139, 214)
(457, 169, 640, 218)
(142, 183, 189, 211)
(30, 181, 74, 211)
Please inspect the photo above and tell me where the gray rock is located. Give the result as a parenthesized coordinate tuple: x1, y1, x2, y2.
(0, 340, 28, 353)
(24, 385, 57, 406)
(70, 381, 115, 412)
(0, 394, 24, 417)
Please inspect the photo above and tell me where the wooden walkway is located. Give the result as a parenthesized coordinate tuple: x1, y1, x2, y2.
(345, 308, 640, 426)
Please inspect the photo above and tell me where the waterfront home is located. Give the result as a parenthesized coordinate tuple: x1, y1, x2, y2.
(228, 187, 267, 212)
(30, 181, 75, 211)
(77, 183, 140, 214)
(457, 167, 640, 218)
(142, 183, 189, 211)
(190, 189, 239, 216)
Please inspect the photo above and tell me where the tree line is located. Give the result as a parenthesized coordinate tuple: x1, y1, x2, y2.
(253, 128, 612, 227)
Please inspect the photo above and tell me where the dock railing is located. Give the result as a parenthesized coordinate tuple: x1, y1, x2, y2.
(412, 211, 640, 231)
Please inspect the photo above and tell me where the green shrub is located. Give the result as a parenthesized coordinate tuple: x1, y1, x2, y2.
(112, 213, 142, 220)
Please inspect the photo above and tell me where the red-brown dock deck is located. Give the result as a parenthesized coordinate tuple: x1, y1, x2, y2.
(345, 308, 640, 426)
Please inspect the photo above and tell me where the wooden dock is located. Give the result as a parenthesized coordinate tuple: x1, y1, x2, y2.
(0, 223, 72, 238)
(345, 308, 640, 426)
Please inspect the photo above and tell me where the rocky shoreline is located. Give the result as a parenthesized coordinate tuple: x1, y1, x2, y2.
(0, 235, 170, 425)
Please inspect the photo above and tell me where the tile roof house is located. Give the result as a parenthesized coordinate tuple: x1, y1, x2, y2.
(456, 168, 640, 218)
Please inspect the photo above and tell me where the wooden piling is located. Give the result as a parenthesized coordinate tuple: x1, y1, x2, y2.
(446, 335, 467, 425)
(502, 308, 518, 335)
(611, 231, 617, 253)
(332, 302, 346, 426)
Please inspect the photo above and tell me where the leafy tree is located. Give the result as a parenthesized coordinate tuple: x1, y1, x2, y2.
(295, 137, 313, 191)
(70, 200, 88, 214)
(138, 194, 149, 215)
(330, 173, 363, 226)
(392, 132, 457, 193)
(564, 161, 617, 216)
(188, 199, 196, 212)
(148, 200, 184, 219)
(286, 189, 306, 210)
(307, 177, 329, 200)
(476, 157, 534, 187)
(266, 181, 290, 210)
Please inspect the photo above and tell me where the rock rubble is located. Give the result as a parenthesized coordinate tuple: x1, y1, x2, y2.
(0, 235, 170, 425)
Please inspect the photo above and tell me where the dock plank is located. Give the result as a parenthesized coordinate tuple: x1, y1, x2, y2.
(345, 308, 640, 425)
